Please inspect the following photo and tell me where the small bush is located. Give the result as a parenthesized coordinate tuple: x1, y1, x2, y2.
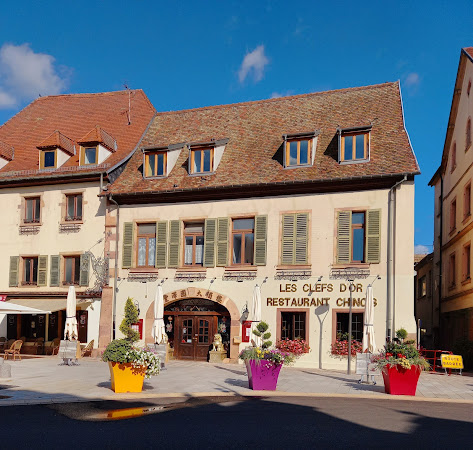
(396, 328, 408, 341)
(119, 297, 140, 342)
(102, 339, 133, 363)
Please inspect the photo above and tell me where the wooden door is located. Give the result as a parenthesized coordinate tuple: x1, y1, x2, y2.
(176, 315, 213, 361)
(76, 310, 88, 343)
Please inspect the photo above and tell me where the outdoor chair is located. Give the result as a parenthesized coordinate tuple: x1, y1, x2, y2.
(3, 339, 23, 361)
(81, 339, 94, 357)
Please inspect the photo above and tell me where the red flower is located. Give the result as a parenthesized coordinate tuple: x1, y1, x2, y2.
(386, 353, 393, 357)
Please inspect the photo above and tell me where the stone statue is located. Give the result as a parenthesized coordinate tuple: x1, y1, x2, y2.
(209, 333, 226, 363)
(212, 333, 225, 352)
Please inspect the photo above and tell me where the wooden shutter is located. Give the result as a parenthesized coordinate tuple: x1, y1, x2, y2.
(50, 255, 60, 287)
(156, 221, 168, 268)
(216, 218, 229, 266)
(80, 253, 90, 286)
(168, 220, 181, 268)
(203, 218, 217, 267)
(122, 222, 134, 269)
(295, 213, 309, 264)
(281, 214, 295, 265)
(254, 215, 268, 266)
(366, 209, 381, 263)
(337, 211, 352, 264)
(37, 255, 48, 286)
(9, 256, 19, 287)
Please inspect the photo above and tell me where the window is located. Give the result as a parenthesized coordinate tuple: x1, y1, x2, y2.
(40, 150, 56, 169)
(23, 257, 38, 285)
(451, 142, 456, 172)
(184, 222, 204, 266)
(66, 194, 83, 221)
(190, 148, 213, 174)
(137, 223, 156, 267)
(336, 312, 364, 342)
(63, 256, 80, 285)
(145, 151, 167, 177)
(340, 133, 369, 162)
(418, 276, 427, 297)
(450, 199, 457, 232)
(81, 147, 97, 165)
(281, 213, 309, 265)
(232, 218, 255, 265)
(463, 243, 471, 281)
(281, 311, 307, 340)
(25, 197, 40, 224)
(465, 183, 471, 219)
(337, 209, 381, 264)
(285, 139, 311, 167)
(467, 118, 472, 151)
(449, 253, 456, 287)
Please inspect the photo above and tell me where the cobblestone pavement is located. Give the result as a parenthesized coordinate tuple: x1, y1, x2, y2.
(0, 357, 472, 406)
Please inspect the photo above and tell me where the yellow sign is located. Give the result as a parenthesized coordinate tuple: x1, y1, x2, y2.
(441, 354, 464, 369)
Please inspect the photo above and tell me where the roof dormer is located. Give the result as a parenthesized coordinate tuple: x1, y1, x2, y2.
(187, 138, 229, 176)
(37, 131, 75, 169)
(0, 140, 14, 170)
(282, 131, 319, 168)
(78, 126, 117, 166)
(337, 125, 372, 164)
(142, 142, 185, 178)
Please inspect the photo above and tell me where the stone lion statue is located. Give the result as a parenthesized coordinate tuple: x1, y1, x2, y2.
(212, 333, 225, 352)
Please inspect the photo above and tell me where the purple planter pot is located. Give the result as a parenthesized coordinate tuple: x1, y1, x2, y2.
(246, 360, 282, 390)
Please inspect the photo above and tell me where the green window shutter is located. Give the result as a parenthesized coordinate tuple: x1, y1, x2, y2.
(37, 255, 48, 286)
(337, 211, 352, 264)
(122, 222, 134, 269)
(295, 213, 309, 264)
(168, 220, 181, 268)
(216, 217, 229, 266)
(203, 218, 217, 267)
(281, 214, 295, 265)
(9, 256, 19, 287)
(366, 209, 381, 263)
(50, 255, 60, 287)
(254, 215, 268, 266)
(79, 253, 90, 286)
(156, 221, 168, 268)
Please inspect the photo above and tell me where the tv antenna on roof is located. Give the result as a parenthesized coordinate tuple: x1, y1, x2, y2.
(123, 83, 131, 125)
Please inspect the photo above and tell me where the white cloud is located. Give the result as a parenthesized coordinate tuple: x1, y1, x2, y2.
(0, 43, 70, 109)
(414, 244, 430, 254)
(238, 45, 269, 83)
(270, 90, 294, 99)
(405, 72, 420, 87)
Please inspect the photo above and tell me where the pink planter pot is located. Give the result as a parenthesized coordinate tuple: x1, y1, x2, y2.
(246, 360, 282, 390)
(382, 364, 422, 396)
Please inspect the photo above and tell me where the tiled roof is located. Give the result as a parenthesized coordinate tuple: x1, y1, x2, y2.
(465, 47, 473, 60)
(78, 126, 117, 152)
(0, 140, 14, 161)
(0, 90, 155, 181)
(109, 81, 419, 196)
(37, 131, 76, 155)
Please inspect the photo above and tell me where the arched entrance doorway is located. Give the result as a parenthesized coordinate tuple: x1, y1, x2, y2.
(145, 287, 241, 361)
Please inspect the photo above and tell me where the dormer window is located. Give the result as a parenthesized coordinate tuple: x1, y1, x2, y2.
(339, 126, 371, 164)
(41, 149, 56, 169)
(81, 146, 98, 165)
(190, 147, 214, 174)
(145, 151, 167, 177)
(78, 126, 116, 166)
(282, 131, 318, 169)
(37, 131, 75, 170)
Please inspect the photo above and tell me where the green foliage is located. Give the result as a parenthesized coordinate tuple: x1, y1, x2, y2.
(119, 297, 140, 342)
(373, 341, 430, 371)
(396, 328, 408, 341)
(253, 321, 272, 348)
(102, 339, 133, 363)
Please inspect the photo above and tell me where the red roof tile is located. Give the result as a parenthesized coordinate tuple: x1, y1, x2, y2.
(78, 126, 117, 152)
(464, 47, 473, 60)
(109, 82, 419, 196)
(37, 131, 76, 156)
(0, 140, 14, 161)
(0, 90, 155, 181)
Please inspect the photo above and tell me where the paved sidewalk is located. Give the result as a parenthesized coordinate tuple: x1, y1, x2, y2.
(1, 357, 472, 406)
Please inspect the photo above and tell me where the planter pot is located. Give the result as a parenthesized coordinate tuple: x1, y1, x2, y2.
(108, 361, 146, 393)
(382, 364, 421, 396)
(246, 360, 282, 391)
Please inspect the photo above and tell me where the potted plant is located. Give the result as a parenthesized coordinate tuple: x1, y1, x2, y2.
(372, 329, 429, 396)
(276, 338, 310, 357)
(239, 321, 294, 390)
(102, 298, 161, 393)
(331, 332, 363, 357)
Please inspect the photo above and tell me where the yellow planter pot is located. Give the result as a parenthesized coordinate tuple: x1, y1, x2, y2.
(108, 361, 147, 393)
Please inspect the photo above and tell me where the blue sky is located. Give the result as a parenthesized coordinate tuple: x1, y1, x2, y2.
(0, 1, 472, 251)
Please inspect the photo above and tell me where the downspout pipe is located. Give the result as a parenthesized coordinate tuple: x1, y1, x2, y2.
(108, 194, 120, 341)
(387, 175, 408, 342)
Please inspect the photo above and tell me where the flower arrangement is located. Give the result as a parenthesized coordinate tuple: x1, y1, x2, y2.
(331, 332, 362, 356)
(276, 338, 310, 356)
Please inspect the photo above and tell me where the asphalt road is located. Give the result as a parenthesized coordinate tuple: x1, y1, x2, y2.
(1, 396, 472, 448)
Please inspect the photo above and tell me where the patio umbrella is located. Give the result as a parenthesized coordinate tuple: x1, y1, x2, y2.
(251, 284, 262, 347)
(64, 285, 78, 340)
(0, 302, 51, 314)
(362, 285, 376, 353)
(151, 285, 166, 344)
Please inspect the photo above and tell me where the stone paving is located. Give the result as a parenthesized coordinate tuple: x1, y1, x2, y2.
(0, 357, 472, 406)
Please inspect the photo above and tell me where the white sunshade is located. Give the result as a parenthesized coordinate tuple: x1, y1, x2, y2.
(0, 301, 51, 314)
(64, 285, 78, 341)
(251, 284, 262, 347)
(151, 285, 166, 344)
(362, 285, 376, 353)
